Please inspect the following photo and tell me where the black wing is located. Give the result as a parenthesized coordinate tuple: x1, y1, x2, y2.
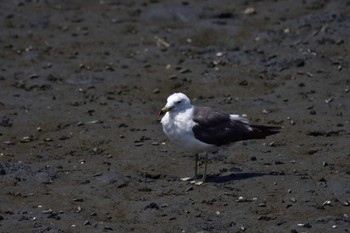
(192, 106, 279, 146)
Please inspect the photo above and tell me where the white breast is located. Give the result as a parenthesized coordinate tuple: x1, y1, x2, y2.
(160, 108, 215, 152)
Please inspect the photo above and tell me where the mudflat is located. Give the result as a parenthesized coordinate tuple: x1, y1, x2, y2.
(1, 1, 349, 232)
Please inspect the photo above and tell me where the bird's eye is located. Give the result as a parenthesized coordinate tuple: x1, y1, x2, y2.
(176, 100, 182, 104)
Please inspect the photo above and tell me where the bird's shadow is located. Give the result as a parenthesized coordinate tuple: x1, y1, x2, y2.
(205, 172, 276, 183)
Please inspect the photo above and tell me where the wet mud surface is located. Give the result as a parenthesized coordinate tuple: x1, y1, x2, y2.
(1, 0, 349, 232)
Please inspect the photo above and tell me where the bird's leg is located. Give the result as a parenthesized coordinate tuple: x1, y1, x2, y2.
(195, 153, 208, 186)
(181, 153, 199, 181)
(194, 153, 199, 177)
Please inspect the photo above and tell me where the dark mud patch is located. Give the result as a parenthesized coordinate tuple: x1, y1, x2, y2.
(1, 0, 349, 232)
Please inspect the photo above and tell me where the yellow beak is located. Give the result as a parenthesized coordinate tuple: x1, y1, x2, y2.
(158, 106, 172, 117)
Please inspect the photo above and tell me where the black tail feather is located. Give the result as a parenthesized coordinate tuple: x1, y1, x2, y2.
(250, 125, 280, 139)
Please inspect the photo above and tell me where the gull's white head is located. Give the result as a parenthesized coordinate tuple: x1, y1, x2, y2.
(158, 93, 192, 116)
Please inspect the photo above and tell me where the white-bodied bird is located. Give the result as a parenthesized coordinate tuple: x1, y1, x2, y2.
(158, 93, 280, 185)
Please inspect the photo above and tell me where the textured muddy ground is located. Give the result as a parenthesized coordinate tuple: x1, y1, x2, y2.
(0, 0, 349, 232)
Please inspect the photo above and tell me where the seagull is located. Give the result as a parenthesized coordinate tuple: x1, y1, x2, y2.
(158, 92, 280, 185)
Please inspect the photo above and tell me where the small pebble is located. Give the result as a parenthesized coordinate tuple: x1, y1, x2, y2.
(73, 198, 84, 202)
(20, 136, 33, 143)
(85, 120, 102, 124)
(29, 73, 39, 79)
(41, 209, 53, 214)
(325, 98, 333, 104)
(322, 200, 331, 206)
(92, 172, 102, 177)
(83, 220, 91, 226)
(262, 109, 270, 114)
(169, 75, 177, 80)
(297, 223, 312, 228)
(3, 141, 15, 145)
(155, 36, 170, 48)
(179, 68, 191, 74)
(134, 142, 143, 147)
(306, 72, 314, 77)
(75, 206, 82, 213)
(243, 7, 256, 15)
(76, 121, 84, 126)
(258, 202, 266, 207)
